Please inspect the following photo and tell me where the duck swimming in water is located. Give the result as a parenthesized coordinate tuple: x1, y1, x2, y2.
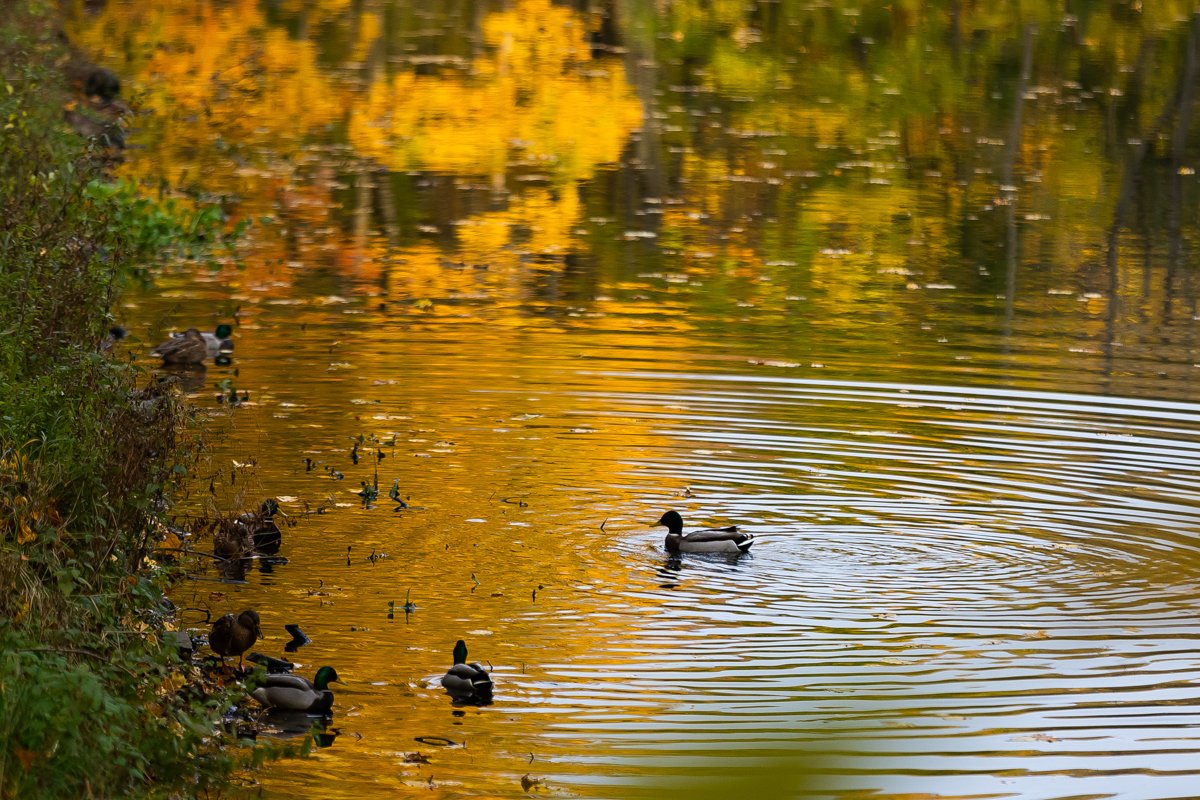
(150, 327, 207, 364)
(235, 498, 283, 553)
(654, 510, 754, 554)
(442, 640, 493, 704)
(251, 666, 341, 713)
(199, 323, 235, 358)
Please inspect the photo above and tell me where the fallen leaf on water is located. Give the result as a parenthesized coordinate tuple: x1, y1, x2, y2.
(403, 752, 430, 764)
(521, 774, 543, 792)
(1024, 630, 1051, 640)
(872, 612, 897, 620)
(1012, 733, 1060, 742)
(209, 592, 229, 602)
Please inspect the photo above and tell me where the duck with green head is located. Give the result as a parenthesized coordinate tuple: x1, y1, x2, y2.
(199, 323, 235, 358)
(654, 510, 754, 554)
(252, 666, 342, 713)
(442, 640, 493, 704)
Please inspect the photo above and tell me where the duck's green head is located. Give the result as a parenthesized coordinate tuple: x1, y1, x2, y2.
(313, 666, 341, 690)
(260, 498, 280, 517)
(215, 323, 234, 339)
(453, 639, 468, 665)
(654, 510, 684, 534)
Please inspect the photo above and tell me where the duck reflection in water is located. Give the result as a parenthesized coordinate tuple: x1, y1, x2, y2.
(255, 710, 338, 747)
(158, 363, 206, 392)
(657, 554, 684, 588)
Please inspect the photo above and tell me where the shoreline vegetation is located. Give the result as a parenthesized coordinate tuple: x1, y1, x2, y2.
(0, 3, 299, 797)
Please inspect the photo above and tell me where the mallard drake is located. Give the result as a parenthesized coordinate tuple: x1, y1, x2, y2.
(654, 510, 753, 554)
(251, 666, 341, 713)
(210, 609, 261, 669)
(150, 327, 207, 364)
(442, 640, 493, 704)
(200, 324, 235, 358)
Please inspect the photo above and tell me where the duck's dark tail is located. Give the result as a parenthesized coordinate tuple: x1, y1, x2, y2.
(737, 535, 754, 553)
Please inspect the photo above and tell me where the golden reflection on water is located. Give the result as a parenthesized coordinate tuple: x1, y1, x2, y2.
(68, 0, 1200, 796)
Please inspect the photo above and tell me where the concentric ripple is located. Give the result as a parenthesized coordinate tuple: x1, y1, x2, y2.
(534, 372, 1200, 799)
(149, 316, 1200, 800)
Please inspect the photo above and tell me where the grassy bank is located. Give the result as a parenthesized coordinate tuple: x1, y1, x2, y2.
(0, 4, 287, 797)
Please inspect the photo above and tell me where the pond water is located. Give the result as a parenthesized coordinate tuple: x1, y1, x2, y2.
(72, 1, 1200, 797)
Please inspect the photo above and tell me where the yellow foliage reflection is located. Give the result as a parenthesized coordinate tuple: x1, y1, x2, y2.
(349, 0, 641, 183)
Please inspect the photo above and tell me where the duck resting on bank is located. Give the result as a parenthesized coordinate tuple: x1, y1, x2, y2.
(150, 327, 208, 364)
(251, 666, 342, 713)
(654, 510, 754, 554)
(442, 640, 493, 704)
(209, 609, 261, 670)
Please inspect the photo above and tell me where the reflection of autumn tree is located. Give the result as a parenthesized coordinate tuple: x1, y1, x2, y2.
(348, 0, 642, 184)
(68, 0, 341, 183)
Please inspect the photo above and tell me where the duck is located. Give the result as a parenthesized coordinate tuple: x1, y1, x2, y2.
(209, 609, 261, 669)
(213, 517, 254, 558)
(101, 325, 126, 352)
(199, 323, 235, 358)
(150, 327, 207, 364)
(251, 666, 341, 713)
(162, 323, 234, 358)
(235, 498, 282, 553)
(654, 510, 753, 554)
(442, 640, 493, 704)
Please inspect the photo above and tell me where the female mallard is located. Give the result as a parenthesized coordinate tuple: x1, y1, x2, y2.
(213, 517, 254, 558)
(210, 609, 261, 669)
(442, 640, 493, 704)
(235, 498, 282, 553)
(200, 323, 235, 358)
(251, 666, 341, 713)
(150, 327, 207, 364)
(654, 510, 753, 554)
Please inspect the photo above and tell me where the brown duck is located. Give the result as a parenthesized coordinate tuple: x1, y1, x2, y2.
(213, 518, 254, 558)
(210, 609, 261, 669)
(150, 327, 207, 364)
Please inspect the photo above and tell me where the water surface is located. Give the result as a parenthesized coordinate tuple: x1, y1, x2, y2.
(71, 1, 1200, 797)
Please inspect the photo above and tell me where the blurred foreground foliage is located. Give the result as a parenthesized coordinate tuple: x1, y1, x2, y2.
(0, 3, 292, 798)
